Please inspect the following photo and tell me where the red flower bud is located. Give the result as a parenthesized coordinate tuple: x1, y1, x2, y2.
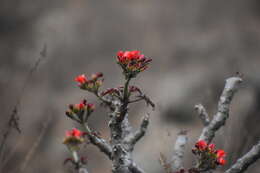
(217, 157, 226, 165)
(117, 51, 124, 58)
(87, 103, 95, 111)
(76, 103, 85, 110)
(66, 128, 83, 138)
(75, 74, 87, 84)
(116, 50, 152, 77)
(63, 128, 84, 146)
(123, 51, 132, 59)
(195, 140, 208, 150)
(208, 143, 215, 152)
(216, 149, 226, 158)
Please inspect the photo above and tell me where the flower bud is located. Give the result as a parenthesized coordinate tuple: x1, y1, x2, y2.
(63, 128, 84, 149)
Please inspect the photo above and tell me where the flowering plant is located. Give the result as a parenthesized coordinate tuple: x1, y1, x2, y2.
(192, 140, 226, 171)
(117, 50, 152, 78)
(61, 50, 260, 173)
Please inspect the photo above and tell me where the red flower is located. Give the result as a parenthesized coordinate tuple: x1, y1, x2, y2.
(75, 103, 84, 110)
(116, 50, 152, 77)
(193, 141, 227, 168)
(118, 50, 142, 61)
(75, 73, 103, 92)
(217, 157, 226, 165)
(87, 103, 95, 111)
(117, 51, 124, 58)
(208, 143, 215, 152)
(66, 128, 83, 138)
(63, 128, 85, 147)
(216, 149, 226, 158)
(195, 140, 208, 150)
(75, 74, 87, 84)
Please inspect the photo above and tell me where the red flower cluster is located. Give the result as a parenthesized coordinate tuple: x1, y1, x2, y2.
(63, 128, 85, 147)
(195, 140, 208, 150)
(117, 50, 152, 78)
(75, 72, 103, 92)
(66, 99, 95, 123)
(193, 140, 226, 170)
(216, 150, 226, 165)
(75, 74, 87, 85)
(66, 128, 84, 138)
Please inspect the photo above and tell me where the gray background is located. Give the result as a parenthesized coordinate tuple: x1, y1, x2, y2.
(0, 0, 260, 172)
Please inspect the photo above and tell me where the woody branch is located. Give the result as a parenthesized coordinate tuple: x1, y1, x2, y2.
(225, 141, 260, 173)
(198, 76, 243, 143)
(63, 50, 260, 173)
(170, 130, 188, 172)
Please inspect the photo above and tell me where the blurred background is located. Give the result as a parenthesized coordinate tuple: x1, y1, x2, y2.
(1, 0, 260, 172)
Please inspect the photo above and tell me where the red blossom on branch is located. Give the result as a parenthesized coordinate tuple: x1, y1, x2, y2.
(193, 140, 227, 170)
(195, 140, 208, 150)
(61, 51, 260, 173)
(117, 50, 152, 78)
(66, 128, 84, 138)
(65, 99, 95, 123)
(216, 149, 226, 158)
(217, 157, 226, 165)
(75, 72, 103, 92)
(75, 74, 87, 84)
(208, 143, 215, 152)
(63, 128, 85, 148)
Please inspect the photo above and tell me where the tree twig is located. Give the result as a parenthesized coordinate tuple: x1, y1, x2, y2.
(225, 141, 260, 173)
(125, 114, 150, 147)
(198, 77, 242, 143)
(83, 123, 112, 159)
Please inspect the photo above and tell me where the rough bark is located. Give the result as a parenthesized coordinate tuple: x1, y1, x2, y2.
(225, 141, 260, 173)
(199, 77, 242, 143)
(171, 130, 188, 172)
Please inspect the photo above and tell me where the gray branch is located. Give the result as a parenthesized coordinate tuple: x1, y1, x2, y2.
(87, 134, 112, 159)
(83, 123, 112, 159)
(170, 130, 188, 172)
(125, 114, 150, 147)
(129, 162, 146, 173)
(194, 104, 210, 126)
(72, 151, 89, 173)
(199, 77, 242, 143)
(225, 141, 260, 173)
